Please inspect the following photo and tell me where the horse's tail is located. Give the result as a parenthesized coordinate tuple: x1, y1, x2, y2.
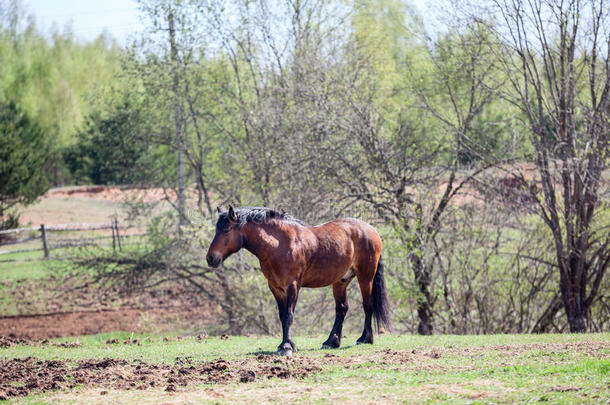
(372, 255, 392, 332)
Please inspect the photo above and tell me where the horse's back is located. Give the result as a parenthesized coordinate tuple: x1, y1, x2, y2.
(332, 218, 382, 268)
(311, 217, 379, 247)
(333, 218, 381, 247)
(301, 218, 381, 288)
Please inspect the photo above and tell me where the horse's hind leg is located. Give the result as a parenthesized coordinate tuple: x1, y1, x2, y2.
(355, 258, 377, 344)
(321, 278, 352, 349)
(356, 279, 374, 344)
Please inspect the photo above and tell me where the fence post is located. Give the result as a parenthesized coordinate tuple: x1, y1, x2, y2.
(111, 221, 116, 252)
(115, 218, 122, 251)
(40, 224, 49, 259)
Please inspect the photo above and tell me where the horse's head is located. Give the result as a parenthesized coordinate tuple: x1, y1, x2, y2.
(206, 205, 243, 268)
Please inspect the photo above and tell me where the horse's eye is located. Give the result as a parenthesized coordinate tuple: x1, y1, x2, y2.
(223, 227, 231, 234)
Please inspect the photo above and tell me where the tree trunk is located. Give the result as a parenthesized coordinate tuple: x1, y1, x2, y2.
(168, 11, 186, 232)
(559, 261, 587, 333)
(411, 252, 434, 335)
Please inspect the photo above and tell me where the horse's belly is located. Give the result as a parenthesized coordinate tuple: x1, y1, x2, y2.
(301, 255, 353, 288)
(300, 222, 355, 288)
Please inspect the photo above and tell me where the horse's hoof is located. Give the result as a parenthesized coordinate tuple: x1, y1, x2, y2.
(278, 348, 293, 356)
(321, 340, 340, 349)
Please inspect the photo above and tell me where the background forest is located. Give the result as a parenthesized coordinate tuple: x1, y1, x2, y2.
(1, 0, 608, 336)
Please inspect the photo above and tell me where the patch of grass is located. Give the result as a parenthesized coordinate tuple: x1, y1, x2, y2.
(0, 258, 57, 282)
(0, 246, 95, 283)
(2, 333, 609, 404)
(0, 255, 86, 315)
(2, 332, 608, 363)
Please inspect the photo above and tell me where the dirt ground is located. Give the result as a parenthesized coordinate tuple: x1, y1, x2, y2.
(1, 340, 607, 401)
(3, 275, 212, 314)
(0, 306, 211, 340)
(17, 185, 177, 227)
(46, 186, 177, 204)
(0, 277, 216, 339)
(0, 354, 319, 400)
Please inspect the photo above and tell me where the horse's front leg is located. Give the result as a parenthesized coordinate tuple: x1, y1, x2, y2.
(271, 281, 300, 356)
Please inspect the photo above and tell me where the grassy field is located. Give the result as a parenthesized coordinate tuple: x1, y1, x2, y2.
(1, 332, 608, 404)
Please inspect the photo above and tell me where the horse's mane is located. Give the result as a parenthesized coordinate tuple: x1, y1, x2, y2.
(216, 207, 307, 232)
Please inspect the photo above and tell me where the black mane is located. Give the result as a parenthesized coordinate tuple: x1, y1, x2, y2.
(216, 207, 307, 232)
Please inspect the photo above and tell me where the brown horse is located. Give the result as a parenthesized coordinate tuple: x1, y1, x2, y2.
(206, 206, 391, 355)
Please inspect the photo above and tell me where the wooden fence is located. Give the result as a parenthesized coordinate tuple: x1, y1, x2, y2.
(0, 219, 146, 259)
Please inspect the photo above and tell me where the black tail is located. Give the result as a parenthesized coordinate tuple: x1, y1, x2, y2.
(372, 255, 392, 332)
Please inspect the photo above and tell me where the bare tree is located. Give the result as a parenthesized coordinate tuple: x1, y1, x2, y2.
(128, 0, 225, 221)
(205, 0, 350, 217)
(485, 0, 609, 332)
(167, 10, 187, 230)
(314, 22, 502, 334)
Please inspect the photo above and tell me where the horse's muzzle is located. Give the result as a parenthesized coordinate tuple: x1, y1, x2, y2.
(207, 253, 222, 268)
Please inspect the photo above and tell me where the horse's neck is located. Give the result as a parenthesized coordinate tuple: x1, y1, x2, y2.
(241, 222, 282, 259)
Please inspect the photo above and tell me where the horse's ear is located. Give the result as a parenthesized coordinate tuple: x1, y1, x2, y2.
(216, 206, 222, 214)
(228, 205, 237, 222)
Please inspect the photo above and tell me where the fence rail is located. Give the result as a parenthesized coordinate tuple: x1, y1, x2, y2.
(0, 247, 44, 256)
(0, 219, 144, 258)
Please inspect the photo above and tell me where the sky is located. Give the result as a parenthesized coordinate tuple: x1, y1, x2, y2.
(25, 0, 432, 45)
(25, 0, 144, 44)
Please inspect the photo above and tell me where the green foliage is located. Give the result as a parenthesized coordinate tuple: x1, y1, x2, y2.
(0, 30, 122, 145)
(0, 4, 124, 184)
(0, 100, 49, 227)
(63, 100, 153, 185)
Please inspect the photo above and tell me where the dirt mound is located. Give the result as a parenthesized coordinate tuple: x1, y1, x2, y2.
(0, 336, 27, 348)
(0, 355, 321, 400)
